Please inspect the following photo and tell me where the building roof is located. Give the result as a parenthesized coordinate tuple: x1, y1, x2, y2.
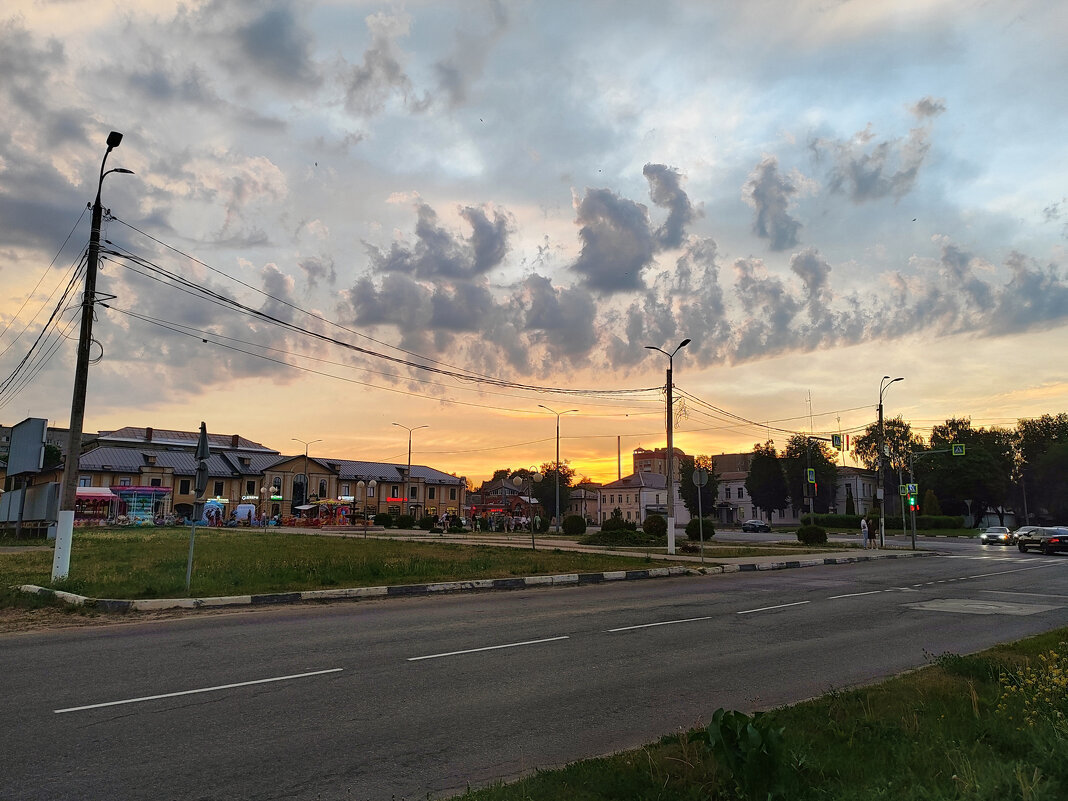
(601, 472, 667, 490)
(93, 426, 277, 453)
(78, 446, 247, 478)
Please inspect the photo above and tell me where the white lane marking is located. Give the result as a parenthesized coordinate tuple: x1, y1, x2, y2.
(828, 590, 883, 600)
(607, 616, 712, 633)
(54, 668, 344, 714)
(737, 601, 810, 615)
(981, 590, 1068, 599)
(408, 636, 569, 661)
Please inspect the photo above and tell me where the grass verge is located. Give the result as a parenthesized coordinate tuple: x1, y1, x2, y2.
(0, 527, 673, 603)
(452, 627, 1068, 800)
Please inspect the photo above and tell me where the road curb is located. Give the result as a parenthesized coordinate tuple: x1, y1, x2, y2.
(14, 551, 934, 612)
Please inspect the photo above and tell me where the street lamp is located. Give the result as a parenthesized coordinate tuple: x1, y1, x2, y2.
(877, 376, 904, 548)
(259, 484, 271, 532)
(393, 423, 428, 517)
(644, 338, 691, 555)
(355, 478, 377, 532)
(513, 471, 543, 550)
(291, 437, 321, 517)
(55, 132, 134, 580)
(538, 405, 577, 532)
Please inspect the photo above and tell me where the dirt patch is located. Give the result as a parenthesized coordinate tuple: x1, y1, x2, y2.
(0, 603, 260, 635)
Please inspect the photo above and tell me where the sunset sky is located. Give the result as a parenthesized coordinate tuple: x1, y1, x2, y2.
(1, 0, 1065, 485)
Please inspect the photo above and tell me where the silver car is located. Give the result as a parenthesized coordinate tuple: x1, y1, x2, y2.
(979, 526, 1012, 545)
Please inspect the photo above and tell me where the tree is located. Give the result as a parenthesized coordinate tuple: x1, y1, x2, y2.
(919, 418, 1013, 527)
(1015, 414, 1068, 523)
(922, 489, 942, 516)
(852, 416, 925, 506)
(43, 444, 63, 470)
(678, 454, 719, 519)
(782, 435, 839, 514)
(745, 442, 788, 521)
(531, 460, 576, 522)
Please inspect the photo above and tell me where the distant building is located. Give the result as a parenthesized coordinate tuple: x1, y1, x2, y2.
(598, 472, 689, 526)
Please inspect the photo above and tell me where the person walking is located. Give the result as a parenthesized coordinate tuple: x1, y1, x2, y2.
(860, 515, 870, 549)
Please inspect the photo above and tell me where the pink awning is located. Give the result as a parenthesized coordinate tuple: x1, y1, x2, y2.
(77, 487, 117, 499)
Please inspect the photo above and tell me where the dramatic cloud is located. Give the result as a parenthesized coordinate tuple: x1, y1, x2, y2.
(342, 11, 418, 116)
(643, 163, 697, 249)
(743, 156, 802, 251)
(814, 101, 944, 203)
(366, 202, 512, 280)
(569, 188, 656, 294)
(236, 5, 321, 88)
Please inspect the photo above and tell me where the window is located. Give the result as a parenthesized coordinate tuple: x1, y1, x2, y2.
(78, 476, 91, 487)
(450, 488, 456, 501)
(391, 485, 399, 498)
(409, 485, 417, 499)
(367, 484, 375, 497)
(725, 487, 732, 499)
(428, 487, 436, 500)
(213, 481, 224, 497)
(342, 483, 350, 496)
(119, 478, 132, 487)
(246, 480, 256, 496)
(738, 487, 745, 498)
(150, 478, 162, 487)
(318, 479, 327, 498)
(272, 476, 282, 490)
(179, 479, 191, 495)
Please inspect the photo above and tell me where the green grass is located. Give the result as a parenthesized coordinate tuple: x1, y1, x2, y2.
(453, 628, 1068, 800)
(0, 527, 671, 601)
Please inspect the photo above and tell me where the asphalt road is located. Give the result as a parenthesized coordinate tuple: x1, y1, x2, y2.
(3, 548, 1067, 800)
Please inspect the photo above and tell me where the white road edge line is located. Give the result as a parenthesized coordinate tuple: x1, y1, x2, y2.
(408, 636, 569, 661)
(737, 601, 810, 615)
(828, 590, 883, 600)
(54, 668, 344, 714)
(607, 616, 712, 633)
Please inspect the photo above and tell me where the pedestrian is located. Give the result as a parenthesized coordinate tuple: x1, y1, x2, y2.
(860, 515, 870, 549)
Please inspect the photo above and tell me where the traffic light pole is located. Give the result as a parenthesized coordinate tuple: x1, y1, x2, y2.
(908, 448, 950, 551)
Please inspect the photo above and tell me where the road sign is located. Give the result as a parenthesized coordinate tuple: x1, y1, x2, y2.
(831, 434, 842, 450)
(692, 468, 709, 487)
(907, 483, 918, 494)
(806, 468, 816, 483)
(952, 443, 966, 456)
(899, 484, 907, 496)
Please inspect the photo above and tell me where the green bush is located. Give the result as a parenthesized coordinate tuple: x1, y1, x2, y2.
(690, 708, 790, 801)
(796, 524, 827, 545)
(373, 512, 392, 527)
(802, 513, 862, 529)
(562, 515, 587, 536)
(580, 529, 664, 547)
(395, 514, 415, 529)
(601, 515, 637, 533)
(447, 524, 466, 534)
(685, 517, 716, 540)
(642, 514, 667, 537)
(803, 512, 964, 530)
(417, 515, 436, 530)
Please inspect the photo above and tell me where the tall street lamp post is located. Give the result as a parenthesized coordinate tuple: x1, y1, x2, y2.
(291, 437, 321, 517)
(55, 132, 134, 579)
(393, 423, 428, 517)
(645, 338, 690, 555)
(538, 405, 577, 532)
(878, 375, 904, 548)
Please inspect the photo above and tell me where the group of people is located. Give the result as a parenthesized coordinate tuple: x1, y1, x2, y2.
(859, 516, 879, 549)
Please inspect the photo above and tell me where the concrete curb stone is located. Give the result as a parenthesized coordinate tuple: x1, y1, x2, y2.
(15, 550, 934, 613)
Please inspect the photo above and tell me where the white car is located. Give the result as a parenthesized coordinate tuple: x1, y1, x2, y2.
(979, 526, 1012, 545)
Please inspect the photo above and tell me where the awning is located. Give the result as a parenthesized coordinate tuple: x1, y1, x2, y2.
(77, 487, 116, 499)
(295, 504, 316, 510)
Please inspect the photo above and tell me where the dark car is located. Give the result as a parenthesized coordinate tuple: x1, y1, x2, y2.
(979, 525, 1012, 545)
(1017, 526, 1068, 555)
(1011, 525, 1040, 543)
(741, 519, 771, 532)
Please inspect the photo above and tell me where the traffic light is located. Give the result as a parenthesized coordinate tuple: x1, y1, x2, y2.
(908, 494, 918, 512)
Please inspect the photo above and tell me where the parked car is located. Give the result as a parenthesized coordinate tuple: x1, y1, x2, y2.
(741, 519, 771, 532)
(1011, 525, 1040, 543)
(1017, 526, 1068, 555)
(979, 525, 1012, 545)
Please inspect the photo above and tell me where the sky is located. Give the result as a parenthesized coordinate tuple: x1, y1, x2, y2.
(1, 0, 1066, 486)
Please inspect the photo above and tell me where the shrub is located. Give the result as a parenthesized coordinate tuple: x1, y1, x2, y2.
(447, 524, 466, 534)
(373, 513, 392, 527)
(395, 514, 415, 530)
(601, 516, 637, 533)
(643, 514, 667, 537)
(562, 515, 587, 536)
(796, 524, 827, 545)
(690, 708, 789, 801)
(417, 515, 436, 530)
(580, 529, 664, 547)
(802, 513, 862, 529)
(685, 517, 716, 540)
